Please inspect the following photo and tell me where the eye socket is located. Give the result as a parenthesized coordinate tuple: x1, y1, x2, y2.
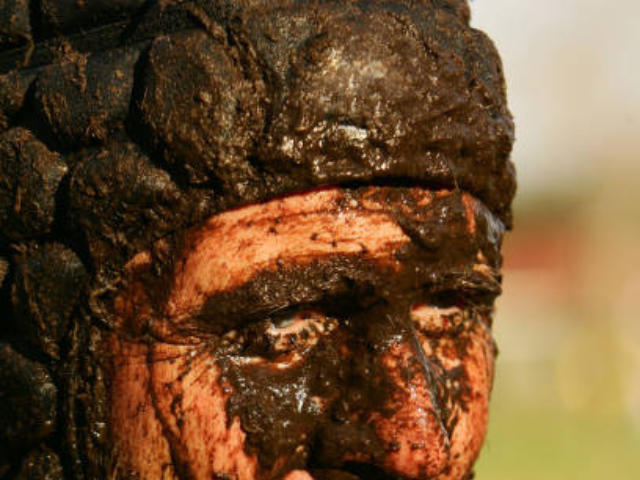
(222, 309, 338, 358)
(410, 304, 468, 337)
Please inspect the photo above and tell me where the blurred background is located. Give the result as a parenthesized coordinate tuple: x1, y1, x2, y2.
(469, 1, 640, 479)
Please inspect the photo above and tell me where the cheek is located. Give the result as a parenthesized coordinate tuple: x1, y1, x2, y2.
(368, 323, 495, 480)
(149, 344, 260, 480)
(107, 325, 495, 480)
(418, 324, 496, 480)
(108, 338, 174, 480)
(108, 338, 259, 480)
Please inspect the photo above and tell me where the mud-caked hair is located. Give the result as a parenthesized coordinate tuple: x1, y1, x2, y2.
(0, 1, 514, 479)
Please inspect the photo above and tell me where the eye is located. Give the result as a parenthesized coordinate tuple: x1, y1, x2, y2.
(410, 304, 467, 337)
(223, 310, 338, 358)
(266, 310, 339, 355)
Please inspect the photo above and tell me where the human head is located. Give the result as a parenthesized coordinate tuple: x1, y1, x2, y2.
(0, 1, 514, 479)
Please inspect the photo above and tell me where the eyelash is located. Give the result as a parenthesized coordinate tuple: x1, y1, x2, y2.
(411, 303, 489, 339)
(217, 310, 339, 358)
(410, 304, 466, 337)
(171, 289, 483, 356)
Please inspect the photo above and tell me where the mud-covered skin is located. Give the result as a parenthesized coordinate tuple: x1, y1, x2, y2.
(109, 186, 501, 480)
(129, 1, 514, 223)
(2, 0, 515, 226)
(0, 0, 514, 272)
(0, 1, 514, 479)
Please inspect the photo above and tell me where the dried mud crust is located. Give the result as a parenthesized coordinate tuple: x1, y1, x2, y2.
(0, 1, 514, 480)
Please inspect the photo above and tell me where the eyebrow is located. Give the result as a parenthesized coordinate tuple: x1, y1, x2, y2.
(188, 252, 500, 332)
(191, 255, 383, 328)
(171, 189, 505, 330)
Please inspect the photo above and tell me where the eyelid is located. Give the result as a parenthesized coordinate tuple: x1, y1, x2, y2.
(268, 309, 327, 330)
(194, 287, 367, 334)
(410, 304, 467, 336)
(242, 302, 332, 329)
(266, 310, 338, 348)
(221, 308, 338, 359)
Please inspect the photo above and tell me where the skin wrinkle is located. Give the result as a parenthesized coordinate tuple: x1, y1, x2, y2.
(108, 186, 501, 480)
(0, 2, 515, 477)
(166, 188, 409, 318)
(417, 319, 495, 480)
(148, 343, 259, 480)
(147, 345, 197, 480)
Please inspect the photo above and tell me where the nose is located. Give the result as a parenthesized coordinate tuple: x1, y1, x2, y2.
(314, 314, 451, 480)
(371, 332, 451, 479)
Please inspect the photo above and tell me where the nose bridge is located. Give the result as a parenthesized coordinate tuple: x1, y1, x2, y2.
(343, 305, 445, 416)
(370, 314, 446, 421)
(406, 324, 449, 424)
(333, 308, 452, 478)
(315, 305, 450, 480)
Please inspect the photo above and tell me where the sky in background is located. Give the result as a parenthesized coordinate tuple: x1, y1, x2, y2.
(471, 0, 640, 197)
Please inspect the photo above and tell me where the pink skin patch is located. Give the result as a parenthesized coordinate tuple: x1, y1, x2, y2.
(108, 187, 496, 480)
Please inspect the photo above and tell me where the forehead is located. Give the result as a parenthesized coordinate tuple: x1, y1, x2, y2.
(47, 0, 515, 280)
(136, 187, 504, 320)
(165, 188, 408, 316)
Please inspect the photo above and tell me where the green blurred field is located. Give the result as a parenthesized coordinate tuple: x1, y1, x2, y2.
(477, 393, 640, 480)
(472, 249, 640, 480)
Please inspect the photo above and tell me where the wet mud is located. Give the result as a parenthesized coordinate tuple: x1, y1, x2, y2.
(0, 1, 514, 479)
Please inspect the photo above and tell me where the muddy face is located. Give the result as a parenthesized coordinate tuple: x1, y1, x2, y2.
(108, 186, 502, 480)
(0, 1, 515, 478)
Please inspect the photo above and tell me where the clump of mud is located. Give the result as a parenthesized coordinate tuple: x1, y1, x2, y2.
(0, 1, 514, 479)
